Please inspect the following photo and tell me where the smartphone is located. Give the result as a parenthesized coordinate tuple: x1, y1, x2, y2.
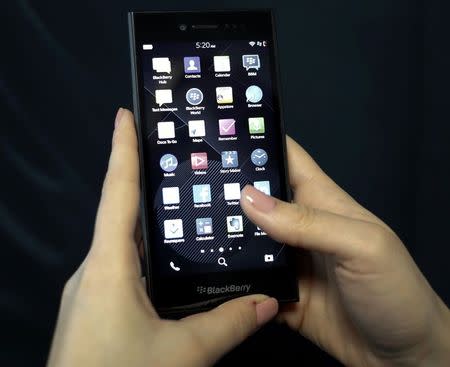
(128, 10, 298, 317)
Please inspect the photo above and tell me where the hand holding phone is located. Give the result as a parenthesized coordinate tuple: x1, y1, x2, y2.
(241, 136, 450, 367)
(47, 109, 279, 367)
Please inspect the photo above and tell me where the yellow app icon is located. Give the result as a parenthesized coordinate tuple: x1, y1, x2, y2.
(216, 87, 233, 104)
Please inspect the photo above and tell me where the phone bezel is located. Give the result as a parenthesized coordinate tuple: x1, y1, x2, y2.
(128, 10, 298, 318)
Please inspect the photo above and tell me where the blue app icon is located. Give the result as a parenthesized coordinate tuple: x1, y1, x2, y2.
(184, 56, 201, 74)
(221, 151, 239, 168)
(193, 184, 211, 203)
(254, 181, 271, 196)
(196, 218, 213, 235)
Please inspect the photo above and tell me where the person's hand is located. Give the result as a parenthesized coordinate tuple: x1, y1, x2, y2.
(47, 108, 278, 367)
(240, 136, 450, 367)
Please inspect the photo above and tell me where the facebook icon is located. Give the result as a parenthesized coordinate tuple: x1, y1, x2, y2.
(193, 184, 211, 203)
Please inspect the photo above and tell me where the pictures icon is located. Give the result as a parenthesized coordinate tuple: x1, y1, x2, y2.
(248, 117, 265, 134)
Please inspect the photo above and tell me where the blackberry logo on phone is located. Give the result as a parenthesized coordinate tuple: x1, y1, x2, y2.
(129, 10, 298, 317)
(197, 284, 252, 295)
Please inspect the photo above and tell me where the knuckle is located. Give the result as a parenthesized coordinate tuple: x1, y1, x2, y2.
(287, 204, 316, 240)
(362, 224, 393, 261)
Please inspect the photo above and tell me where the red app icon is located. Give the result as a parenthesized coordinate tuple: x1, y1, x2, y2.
(191, 152, 208, 170)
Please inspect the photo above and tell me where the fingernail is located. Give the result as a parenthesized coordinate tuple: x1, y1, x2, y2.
(255, 297, 278, 327)
(114, 107, 124, 128)
(242, 185, 276, 212)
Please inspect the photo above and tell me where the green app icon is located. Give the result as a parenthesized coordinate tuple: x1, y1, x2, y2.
(248, 117, 265, 134)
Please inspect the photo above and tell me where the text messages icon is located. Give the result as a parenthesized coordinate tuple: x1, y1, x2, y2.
(152, 57, 171, 74)
(242, 55, 261, 71)
(155, 89, 173, 106)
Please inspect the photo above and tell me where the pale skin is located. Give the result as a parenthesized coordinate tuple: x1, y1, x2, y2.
(47, 108, 450, 367)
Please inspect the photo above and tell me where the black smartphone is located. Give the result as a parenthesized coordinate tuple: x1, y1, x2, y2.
(128, 10, 298, 317)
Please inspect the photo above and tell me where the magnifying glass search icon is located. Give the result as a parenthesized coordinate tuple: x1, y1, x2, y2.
(218, 257, 228, 267)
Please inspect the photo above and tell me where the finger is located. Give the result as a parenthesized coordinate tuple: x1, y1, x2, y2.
(241, 185, 384, 260)
(181, 295, 278, 364)
(90, 108, 140, 270)
(286, 136, 380, 223)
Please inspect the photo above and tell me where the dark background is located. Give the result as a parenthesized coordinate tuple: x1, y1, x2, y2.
(1, 1, 448, 366)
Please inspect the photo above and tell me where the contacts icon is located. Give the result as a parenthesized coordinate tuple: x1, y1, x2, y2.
(184, 57, 201, 73)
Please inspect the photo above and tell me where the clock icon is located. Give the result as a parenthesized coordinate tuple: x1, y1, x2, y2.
(251, 148, 268, 166)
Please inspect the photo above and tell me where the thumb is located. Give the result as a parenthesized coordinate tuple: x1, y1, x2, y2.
(181, 295, 278, 363)
(240, 184, 380, 260)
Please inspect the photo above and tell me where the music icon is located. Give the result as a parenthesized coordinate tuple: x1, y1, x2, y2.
(160, 154, 178, 172)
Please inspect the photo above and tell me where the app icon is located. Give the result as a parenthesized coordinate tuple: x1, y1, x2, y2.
(188, 120, 206, 137)
(169, 261, 181, 271)
(193, 184, 211, 203)
(221, 151, 238, 168)
(152, 57, 171, 74)
(186, 88, 204, 105)
(184, 56, 201, 73)
(254, 181, 270, 195)
(242, 55, 261, 71)
(224, 183, 241, 201)
(155, 89, 173, 106)
(245, 85, 263, 103)
(218, 118, 236, 136)
(214, 55, 231, 72)
(162, 187, 180, 205)
(218, 257, 228, 267)
(157, 121, 175, 139)
(164, 219, 183, 239)
(227, 215, 243, 233)
(264, 254, 274, 262)
(160, 154, 178, 172)
(248, 117, 265, 134)
(196, 218, 213, 235)
(216, 87, 233, 104)
(191, 152, 208, 170)
(251, 148, 268, 166)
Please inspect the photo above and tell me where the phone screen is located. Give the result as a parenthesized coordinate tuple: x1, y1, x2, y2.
(130, 11, 296, 310)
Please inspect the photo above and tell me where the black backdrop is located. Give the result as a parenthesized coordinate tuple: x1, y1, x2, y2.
(1, 1, 449, 366)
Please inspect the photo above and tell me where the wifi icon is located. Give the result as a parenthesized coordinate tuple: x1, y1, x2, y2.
(249, 41, 256, 47)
